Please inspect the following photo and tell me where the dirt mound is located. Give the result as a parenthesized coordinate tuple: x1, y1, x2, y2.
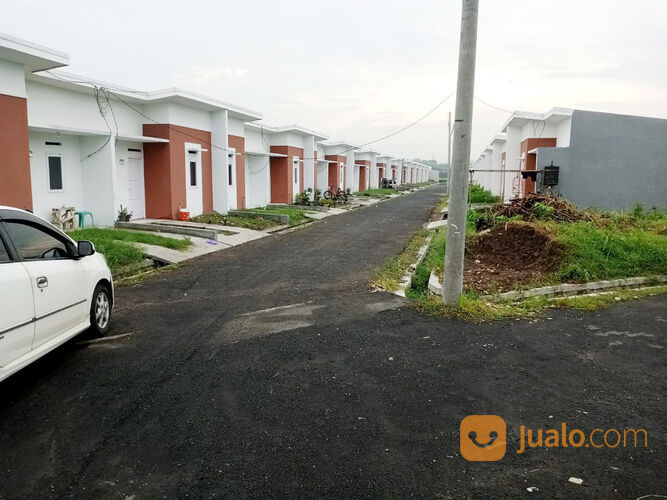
(491, 194, 591, 222)
(463, 221, 565, 293)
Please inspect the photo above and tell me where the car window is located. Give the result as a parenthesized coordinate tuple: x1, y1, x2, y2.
(0, 234, 11, 263)
(4, 221, 69, 261)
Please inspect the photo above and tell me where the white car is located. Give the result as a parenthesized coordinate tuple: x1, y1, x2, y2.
(0, 206, 113, 383)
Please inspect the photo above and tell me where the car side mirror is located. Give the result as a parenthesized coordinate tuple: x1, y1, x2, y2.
(77, 240, 95, 257)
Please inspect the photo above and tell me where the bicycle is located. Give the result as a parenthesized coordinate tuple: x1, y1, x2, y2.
(323, 187, 350, 204)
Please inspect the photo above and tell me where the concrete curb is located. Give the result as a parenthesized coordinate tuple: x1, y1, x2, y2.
(426, 273, 667, 301)
(393, 235, 432, 297)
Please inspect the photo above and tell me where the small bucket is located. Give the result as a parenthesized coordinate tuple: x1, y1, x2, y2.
(179, 208, 190, 221)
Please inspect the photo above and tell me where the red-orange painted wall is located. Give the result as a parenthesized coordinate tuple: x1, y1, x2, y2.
(270, 145, 304, 204)
(0, 94, 32, 210)
(357, 160, 370, 190)
(326, 154, 346, 191)
(143, 124, 213, 220)
(377, 163, 387, 188)
(228, 134, 246, 209)
(520, 137, 557, 196)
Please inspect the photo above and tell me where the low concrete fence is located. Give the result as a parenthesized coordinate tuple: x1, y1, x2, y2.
(115, 221, 218, 241)
(229, 210, 289, 225)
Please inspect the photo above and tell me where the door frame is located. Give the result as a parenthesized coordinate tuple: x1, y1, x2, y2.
(227, 148, 237, 211)
(185, 143, 203, 217)
(292, 156, 300, 201)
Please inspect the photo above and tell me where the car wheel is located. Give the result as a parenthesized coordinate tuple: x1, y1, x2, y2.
(90, 284, 112, 336)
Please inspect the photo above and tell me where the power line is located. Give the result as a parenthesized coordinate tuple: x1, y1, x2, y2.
(474, 95, 513, 114)
(46, 70, 453, 162)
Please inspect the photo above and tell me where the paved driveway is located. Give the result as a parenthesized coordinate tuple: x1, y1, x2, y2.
(1, 184, 664, 498)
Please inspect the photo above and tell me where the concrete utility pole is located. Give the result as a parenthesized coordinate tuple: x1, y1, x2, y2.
(447, 111, 452, 194)
(443, 0, 479, 305)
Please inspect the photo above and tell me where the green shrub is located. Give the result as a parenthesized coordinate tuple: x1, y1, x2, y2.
(469, 184, 501, 204)
(533, 202, 555, 220)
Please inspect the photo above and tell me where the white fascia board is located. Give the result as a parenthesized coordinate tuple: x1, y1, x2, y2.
(543, 107, 574, 124)
(0, 33, 69, 72)
(356, 148, 381, 155)
(273, 124, 328, 141)
(500, 108, 575, 132)
(322, 140, 359, 149)
(500, 110, 544, 132)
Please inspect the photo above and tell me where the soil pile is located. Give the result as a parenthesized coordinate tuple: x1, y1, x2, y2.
(463, 221, 565, 293)
(491, 194, 591, 222)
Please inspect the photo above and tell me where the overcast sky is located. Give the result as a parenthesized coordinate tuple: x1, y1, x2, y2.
(2, 0, 666, 161)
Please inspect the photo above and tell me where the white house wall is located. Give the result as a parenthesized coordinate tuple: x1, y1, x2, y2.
(245, 155, 270, 208)
(491, 141, 505, 196)
(28, 132, 85, 222)
(211, 110, 230, 213)
(302, 135, 315, 192)
(0, 60, 27, 97)
(244, 127, 269, 153)
(143, 102, 211, 132)
(227, 117, 245, 137)
(345, 151, 355, 191)
(504, 125, 522, 201)
(26, 81, 144, 137)
(556, 118, 572, 147)
(80, 136, 116, 226)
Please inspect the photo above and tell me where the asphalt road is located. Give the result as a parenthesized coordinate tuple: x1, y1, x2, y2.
(1, 184, 665, 498)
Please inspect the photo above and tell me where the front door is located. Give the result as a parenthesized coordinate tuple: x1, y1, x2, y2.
(3, 220, 88, 350)
(126, 157, 145, 219)
(227, 148, 237, 211)
(0, 234, 35, 368)
(340, 163, 345, 190)
(185, 146, 203, 217)
(292, 157, 300, 201)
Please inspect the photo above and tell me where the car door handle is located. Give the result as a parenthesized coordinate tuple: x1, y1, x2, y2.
(36, 276, 48, 288)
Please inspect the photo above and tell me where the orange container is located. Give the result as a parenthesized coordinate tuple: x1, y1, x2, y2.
(179, 209, 190, 221)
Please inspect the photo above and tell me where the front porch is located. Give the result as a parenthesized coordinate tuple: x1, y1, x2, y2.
(28, 124, 168, 226)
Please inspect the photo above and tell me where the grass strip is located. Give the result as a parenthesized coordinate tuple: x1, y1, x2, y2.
(373, 229, 431, 292)
(68, 228, 192, 271)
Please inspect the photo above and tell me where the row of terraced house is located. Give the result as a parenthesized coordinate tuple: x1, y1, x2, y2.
(0, 34, 433, 226)
(471, 107, 666, 210)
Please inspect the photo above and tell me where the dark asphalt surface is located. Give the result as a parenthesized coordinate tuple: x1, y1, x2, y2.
(1, 184, 665, 498)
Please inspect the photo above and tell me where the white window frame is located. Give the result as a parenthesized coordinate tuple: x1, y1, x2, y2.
(186, 147, 202, 191)
(46, 153, 64, 193)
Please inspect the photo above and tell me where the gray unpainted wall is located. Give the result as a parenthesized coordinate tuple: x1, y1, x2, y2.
(536, 110, 667, 210)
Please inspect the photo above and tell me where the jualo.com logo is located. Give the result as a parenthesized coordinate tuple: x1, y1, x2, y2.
(460, 415, 648, 461)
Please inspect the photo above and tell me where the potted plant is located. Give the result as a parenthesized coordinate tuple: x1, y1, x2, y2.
(117, 205, 133, 222)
